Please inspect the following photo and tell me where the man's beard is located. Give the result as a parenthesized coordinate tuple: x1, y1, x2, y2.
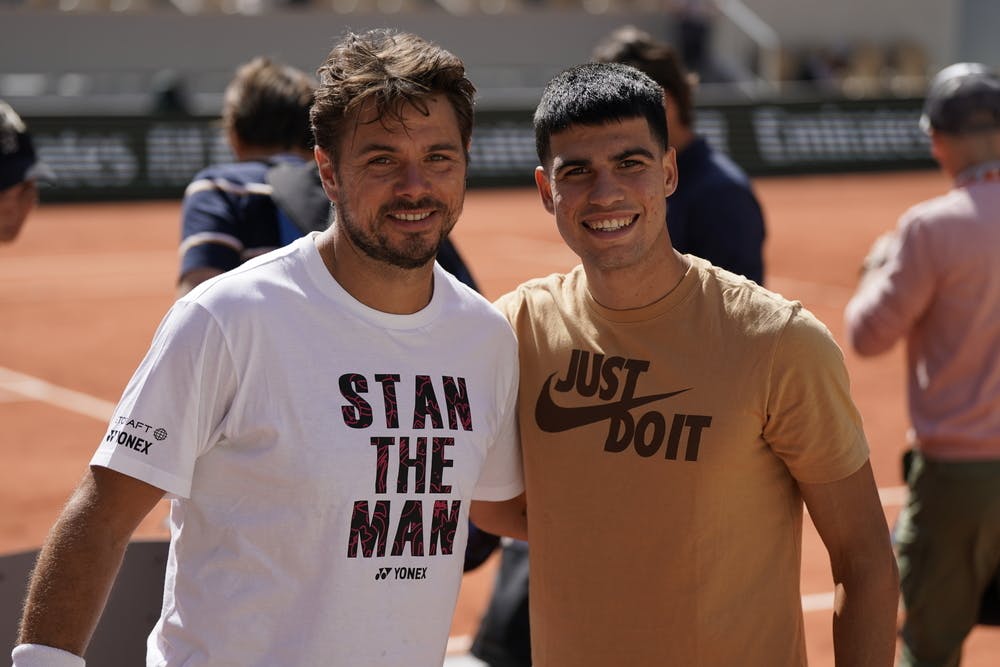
(336, 196, 456, 270)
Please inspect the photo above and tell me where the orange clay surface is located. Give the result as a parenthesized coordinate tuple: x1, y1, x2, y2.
(2, 171, 998, 664)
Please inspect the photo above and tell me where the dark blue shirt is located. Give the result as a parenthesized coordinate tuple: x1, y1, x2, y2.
(668, 136, 766, 284)
(179, 155, 306, 280)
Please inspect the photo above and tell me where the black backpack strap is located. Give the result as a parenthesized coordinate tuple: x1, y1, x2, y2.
(266, 160, 333, 235)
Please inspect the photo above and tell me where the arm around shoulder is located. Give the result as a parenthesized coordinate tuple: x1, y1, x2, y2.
(16, 466, 165, 659)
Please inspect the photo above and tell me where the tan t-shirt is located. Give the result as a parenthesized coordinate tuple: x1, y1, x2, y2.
(495, 257, 869, 667)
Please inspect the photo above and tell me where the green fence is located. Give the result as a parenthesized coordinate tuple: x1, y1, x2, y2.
(27, 96, 935, 203)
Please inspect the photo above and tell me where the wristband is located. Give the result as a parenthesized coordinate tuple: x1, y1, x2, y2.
(11, 644, 85, 667)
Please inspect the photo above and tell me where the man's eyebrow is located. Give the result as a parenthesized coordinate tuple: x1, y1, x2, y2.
(356, 141, 463, 155)
(357, 142, 398, 155)
(427, 142, 463, 153)
(553, 157, 590, 172)
(613, 147, 655, 161)
(553, 146, 655, 171)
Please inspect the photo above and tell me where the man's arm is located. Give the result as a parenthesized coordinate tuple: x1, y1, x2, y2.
(17, 466, 165, 657)
(470, 493, 528, 542)
(798, 460, 899, 667)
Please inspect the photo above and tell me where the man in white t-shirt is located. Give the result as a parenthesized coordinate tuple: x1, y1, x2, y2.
(13, 29, 525, 667)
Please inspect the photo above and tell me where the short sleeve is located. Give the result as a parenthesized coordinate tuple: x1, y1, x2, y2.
(90, 300, 238, 498)
(472, 322, 523, 501)
(764, 307, 869, 484)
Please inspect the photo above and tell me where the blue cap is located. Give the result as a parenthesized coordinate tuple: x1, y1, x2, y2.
(1, 100, 55, 191)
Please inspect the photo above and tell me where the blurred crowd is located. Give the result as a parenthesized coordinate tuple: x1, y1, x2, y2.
(776, 38, 929, 98)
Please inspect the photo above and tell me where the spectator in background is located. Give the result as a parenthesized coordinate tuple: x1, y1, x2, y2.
(594, 25, 766, 285)
(176, 56, 318, 296)
(0, 100, 54, 244)
(669, 0, 714, 80)
(845, 62, 1000, 667)
(150, 69, 192, 117)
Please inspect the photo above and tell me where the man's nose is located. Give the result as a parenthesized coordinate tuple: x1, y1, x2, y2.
(394, 162, 430, 198)
(589, 170, 625, 207)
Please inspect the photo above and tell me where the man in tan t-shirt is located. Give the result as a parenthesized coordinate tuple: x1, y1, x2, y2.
(479, 62, 899, 666)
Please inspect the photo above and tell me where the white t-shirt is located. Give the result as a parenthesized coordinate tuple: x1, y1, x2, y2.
(91, 233, 523, 667)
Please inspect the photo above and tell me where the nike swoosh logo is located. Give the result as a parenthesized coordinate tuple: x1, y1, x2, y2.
(534, 373, 691, 433)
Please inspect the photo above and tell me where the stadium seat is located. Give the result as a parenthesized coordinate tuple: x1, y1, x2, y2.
(0, 540, 168, 665)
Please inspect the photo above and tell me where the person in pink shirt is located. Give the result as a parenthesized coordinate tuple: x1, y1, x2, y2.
(845, 62, 1000, 667)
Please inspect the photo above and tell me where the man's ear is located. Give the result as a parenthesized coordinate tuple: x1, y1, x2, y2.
(534, 166, 555, 214)
(314, 146, 339, 203)
(662, 147, 679, 198)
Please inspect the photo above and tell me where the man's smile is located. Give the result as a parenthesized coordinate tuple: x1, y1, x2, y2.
(584, 214, 636, 232)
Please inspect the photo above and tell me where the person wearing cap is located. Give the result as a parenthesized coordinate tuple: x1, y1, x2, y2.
(0, 100, 53, 243)
(845, 62, 1000, 667)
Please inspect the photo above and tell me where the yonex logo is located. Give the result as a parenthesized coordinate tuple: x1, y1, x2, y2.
(374, 566, 428, 581)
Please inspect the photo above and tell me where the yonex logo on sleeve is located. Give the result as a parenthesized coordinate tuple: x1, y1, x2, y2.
(105, 416, 167, 455)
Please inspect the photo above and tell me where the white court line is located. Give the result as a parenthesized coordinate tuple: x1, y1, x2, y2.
(0, 366, 909, 619)
(801, 591, 837, 613)
(0, 366, 115, 422)
(878, 484, 908, 508)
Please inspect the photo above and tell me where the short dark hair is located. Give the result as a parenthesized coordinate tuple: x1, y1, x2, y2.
(534, 62, 668, 166)
(311, 29, 476, 160)
(592, 25, 694, 127)
(222, 57, 316, 152)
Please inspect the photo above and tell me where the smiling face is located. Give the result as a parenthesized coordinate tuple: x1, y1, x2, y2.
(316, 93, 468, 271)
(535, 116, 677, 275)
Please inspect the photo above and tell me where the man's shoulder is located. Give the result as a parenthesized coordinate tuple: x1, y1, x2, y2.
(681, 137, 752, 188)
(901, 186, 976, 226)
(700, 150, 754, 193)
(184, 238, 306, 305)
(692, 257, 804, 326)
(434, 268, 514, 330)
(494, 268, 582, 315)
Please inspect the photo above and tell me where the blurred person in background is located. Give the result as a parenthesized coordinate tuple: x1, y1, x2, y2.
(845, 62, 1000, 667)
(176, 56, 318, 296)
(149, 69, 192, 118)
(0, 100, 54, 244)
(669, 0, 714, 80)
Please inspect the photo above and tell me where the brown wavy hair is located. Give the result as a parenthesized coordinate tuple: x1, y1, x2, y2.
(311, 29, 476, 160)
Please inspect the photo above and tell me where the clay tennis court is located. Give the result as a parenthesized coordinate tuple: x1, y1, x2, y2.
(2, 171, 999, 664)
